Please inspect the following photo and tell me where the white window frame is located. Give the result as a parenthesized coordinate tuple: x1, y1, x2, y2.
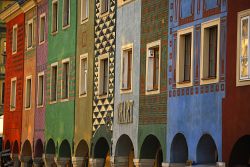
(79, 54, 88, 97)
(50, 62, 58, 103)
(98, 54, 109, 97)
(37, 71, 45, 107)
(52, 0, 59, 34)
(62, 0, 70, 29)
(120, 43, 133, 94)
(10, 77, 17, 111)
(27, 19, 33, 50)
(25, 75, 32, 110)
(200, 19, 220, 85)
(237, 9, 250, 86)
(61, 58, 70, 101)
(145, 40, 161, 95)
(12, 24, 17, 54)
(39, 13, 46, 45)
(176, 27, 194, 88)
(81, 0, 89, 24)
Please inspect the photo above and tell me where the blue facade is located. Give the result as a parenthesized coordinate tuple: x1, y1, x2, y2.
(167, 0, 227, 164)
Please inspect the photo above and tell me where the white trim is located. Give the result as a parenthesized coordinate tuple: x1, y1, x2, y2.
(61, 58, 70, 101)
(98, 54, 109, 98)
(24, 75, 32, 110)
(200, 18, 220, 85)
(12, 24, 17, 54)
(80, 0, 89, 24)
(145, 40, 161, 95)
(27, 19, 34, 50)
(79, 54, 88, 98)
(37, 71, 45, 108)
(52, 0, 59, 34)
(176, 27, 194, 88)
(62, 0, 71, 30)
(10, 77, 17, 111)
(50, 62, 58, 103)
(120, 43, 133, 94)
(39, 13, 46, 45)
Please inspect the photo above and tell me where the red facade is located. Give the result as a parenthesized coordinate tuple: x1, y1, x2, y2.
(3, 12, 24, 154)
(222, 0, 250, 165)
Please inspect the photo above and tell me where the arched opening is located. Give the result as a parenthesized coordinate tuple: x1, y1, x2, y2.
(13, 141, 19, 154)
(140, 135, 163, 167)
(4, 140, 10, 150)
(196, 134, 218, 164)
(34, 139, 44, 158)
(21, 140, 33, 166)
(59, 140, 71, 166)
(229, 135, 250, 167)
(115, 134, 135, 167)
(75, 140, 89, 167)
(94, 137, 110, 167)
(46, 139, 56, 155)
(170, 133, 188, 163)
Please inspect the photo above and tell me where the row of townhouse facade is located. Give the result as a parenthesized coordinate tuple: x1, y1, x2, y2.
(0, 0, 250, 166)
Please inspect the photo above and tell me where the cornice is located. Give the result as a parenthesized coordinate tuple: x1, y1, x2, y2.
(0, 3, 21, 22)
(21, 0, 36, 13)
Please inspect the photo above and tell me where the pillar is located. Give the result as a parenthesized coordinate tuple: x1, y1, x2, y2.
(72, 157, 88, 167)
(33, 157, 44, 167)
(89, 158, 105, 167)
(43, 154, 55, 167)
(12, 154, 21, 167)
(162, 162, 170, 167)
(20, 156, 32, 167)
(112, 156, 129, 167)
(133, 159, 140, 167)
(55, 157, 71, 167)
(217, 162, 226, 167)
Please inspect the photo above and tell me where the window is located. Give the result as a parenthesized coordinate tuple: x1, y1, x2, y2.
(146, 40, 161, 94)
(52, 0, 58, 33)
(12, 25, 17, 53)
(81, 0, 89, 22)
(1, 82, 4, 105)
(200, 19, 220, 85)
(25, 76, 32, 109)
(39, 14, 46, 44)
(99, 55, 109, 96)
(121, 45, 133, 92)
(62, 60, 69, 99)
(63, 0, 70, 28)
(2, 41, 6, 64)
(27, 20, 33, 49)
(37, 72, 44, 106)
(51, 64, 58, 102)
(176, 27, 194, 88)
(10, 78, 16, 110)
(101, 0, 109, 14)
(80, 55, 88, 96)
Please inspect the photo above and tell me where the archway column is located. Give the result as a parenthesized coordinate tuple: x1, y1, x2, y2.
(162, 162, 170, 167)
(33, 157, 44, 167)
(43, 154, 55, 167)
(217, 162, 225, 167)
(72, 156, 88, 167)
(89, 158, 105, 167)
(12, 154, 21, 167)
(20, 156, 32, 167)
(55, 157, 71, 167)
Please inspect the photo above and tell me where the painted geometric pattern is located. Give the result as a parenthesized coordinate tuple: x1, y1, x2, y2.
(93, 0, 116, 133)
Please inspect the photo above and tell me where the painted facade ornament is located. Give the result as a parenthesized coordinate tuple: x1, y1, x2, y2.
(117, 100, 133, 124)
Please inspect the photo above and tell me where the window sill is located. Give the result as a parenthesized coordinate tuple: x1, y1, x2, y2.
(25, 107, 31, 111)
(61, 98, 69, 102)
(39, 40, 45, 45)
(176, 81, 193, 88)
(120, 88, 132, 94)
(62, 24, 70, 30)
(37, 105, 44, 108)
(200, 77, 218, 85)
(100, 11, 109, 18)
(50, 100, 57, 104)
(236, 79, 250, 87)
(79, 93, 87, 98)
(51, 31, 58, 36)
(98, 94, 108, 99)
(81, 18, 88, 24)
(10, 108, 16, 111)
(12, 51, 17, 55)
(145, 89, 160, 95)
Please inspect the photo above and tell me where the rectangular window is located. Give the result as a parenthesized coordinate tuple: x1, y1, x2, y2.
(25, 77, 32, 109)
(37, 73, 44, 106)
(101, 0, 109, 14)
(3, 41, 6, 64)
(63, 0, 70, 27)
(121, 47, 132, 91)
(62, 60, 69, 99)
(27, 20, 33, 49)
(51, 64, 57, 102)
(39, 14, 46, 43)
(52, 0, 58, 33)
(81, 0, 89, 22)
(200, 19, 220, 85)
(10, 78, 16, 110)
(12, 25, 17, 53)
(146, 41, 161, 93)
(176, 27, 194, 88)
(1, 82, 4, 105)
(80, 56, 87, 96)
(99, 57, 109, 96)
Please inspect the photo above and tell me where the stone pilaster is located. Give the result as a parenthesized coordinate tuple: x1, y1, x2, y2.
(217, 162, 226, 167)
(55, 157, 71, 167)
(112, 156, 129, 167)
(133, 159, 140, 167)
(72, 156, 88, 167)
(20, 156, 32, 167)
(12, 154, 21, 167)
(33, 157, 44, 167)
(43, 154, 55, 167)
(162, 162, 170, 167)
(89, 158, 105, 167)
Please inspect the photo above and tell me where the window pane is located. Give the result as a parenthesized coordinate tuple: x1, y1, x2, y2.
(51, 66, 57, 101)
(240, 17, 249, 79)
(82, 0, 88, 21)
(11, 80, 16, 109)
(63, 0, 70, 27)
(101, 0, 109, 14)
(127, 50, 132, 89)
(40, 16, 45, 43)
(153, 47, 159, 90)
(80, 58, 87, 95)
(62, 62, 69, 99)
(1, 82, 4, 105)
(184, 34, 191, 81)
(12, 27, 17, 52)
(52, 2, 58, 32)
(103, 59, 108, 94)
(38, 75, 44, 106)
(28, 23, 32, 48)
(208, 26, 218, 78)
(26, 79, 31, 108)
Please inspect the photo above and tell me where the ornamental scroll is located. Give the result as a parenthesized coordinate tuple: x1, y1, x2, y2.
(118, 100, 134, 124)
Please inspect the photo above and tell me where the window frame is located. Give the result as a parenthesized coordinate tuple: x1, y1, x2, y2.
(61, 58, 70, 101)
(81, 0, 89, 24)
(145, 40, 161, 95)
(52, 0, 59, 34)
(39, 13, 46, 45)
(176, 27, 194, 88)
(27, 19, 33, 50)
(62, 0, 70, 29)
(37, 72, 45, 108)
(79, 54, 88, 97)
(120, 43, 133, 94)
(98, 54, 109, 98)
(10, 77, 17, 111)
(100, 0, 110, 17)
(237, 9, 250, 86)
(25, 75, 32, 110)
(200, 18, 220, 85)
(12, 24, 17, 54)
(50, 62, 58, 103)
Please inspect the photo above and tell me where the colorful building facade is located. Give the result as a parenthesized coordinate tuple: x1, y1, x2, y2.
(222, 0, 250, 166)
(167, 0, 227, 165)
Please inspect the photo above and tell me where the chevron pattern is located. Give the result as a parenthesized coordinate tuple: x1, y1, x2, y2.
(93, 0, 116, 133)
